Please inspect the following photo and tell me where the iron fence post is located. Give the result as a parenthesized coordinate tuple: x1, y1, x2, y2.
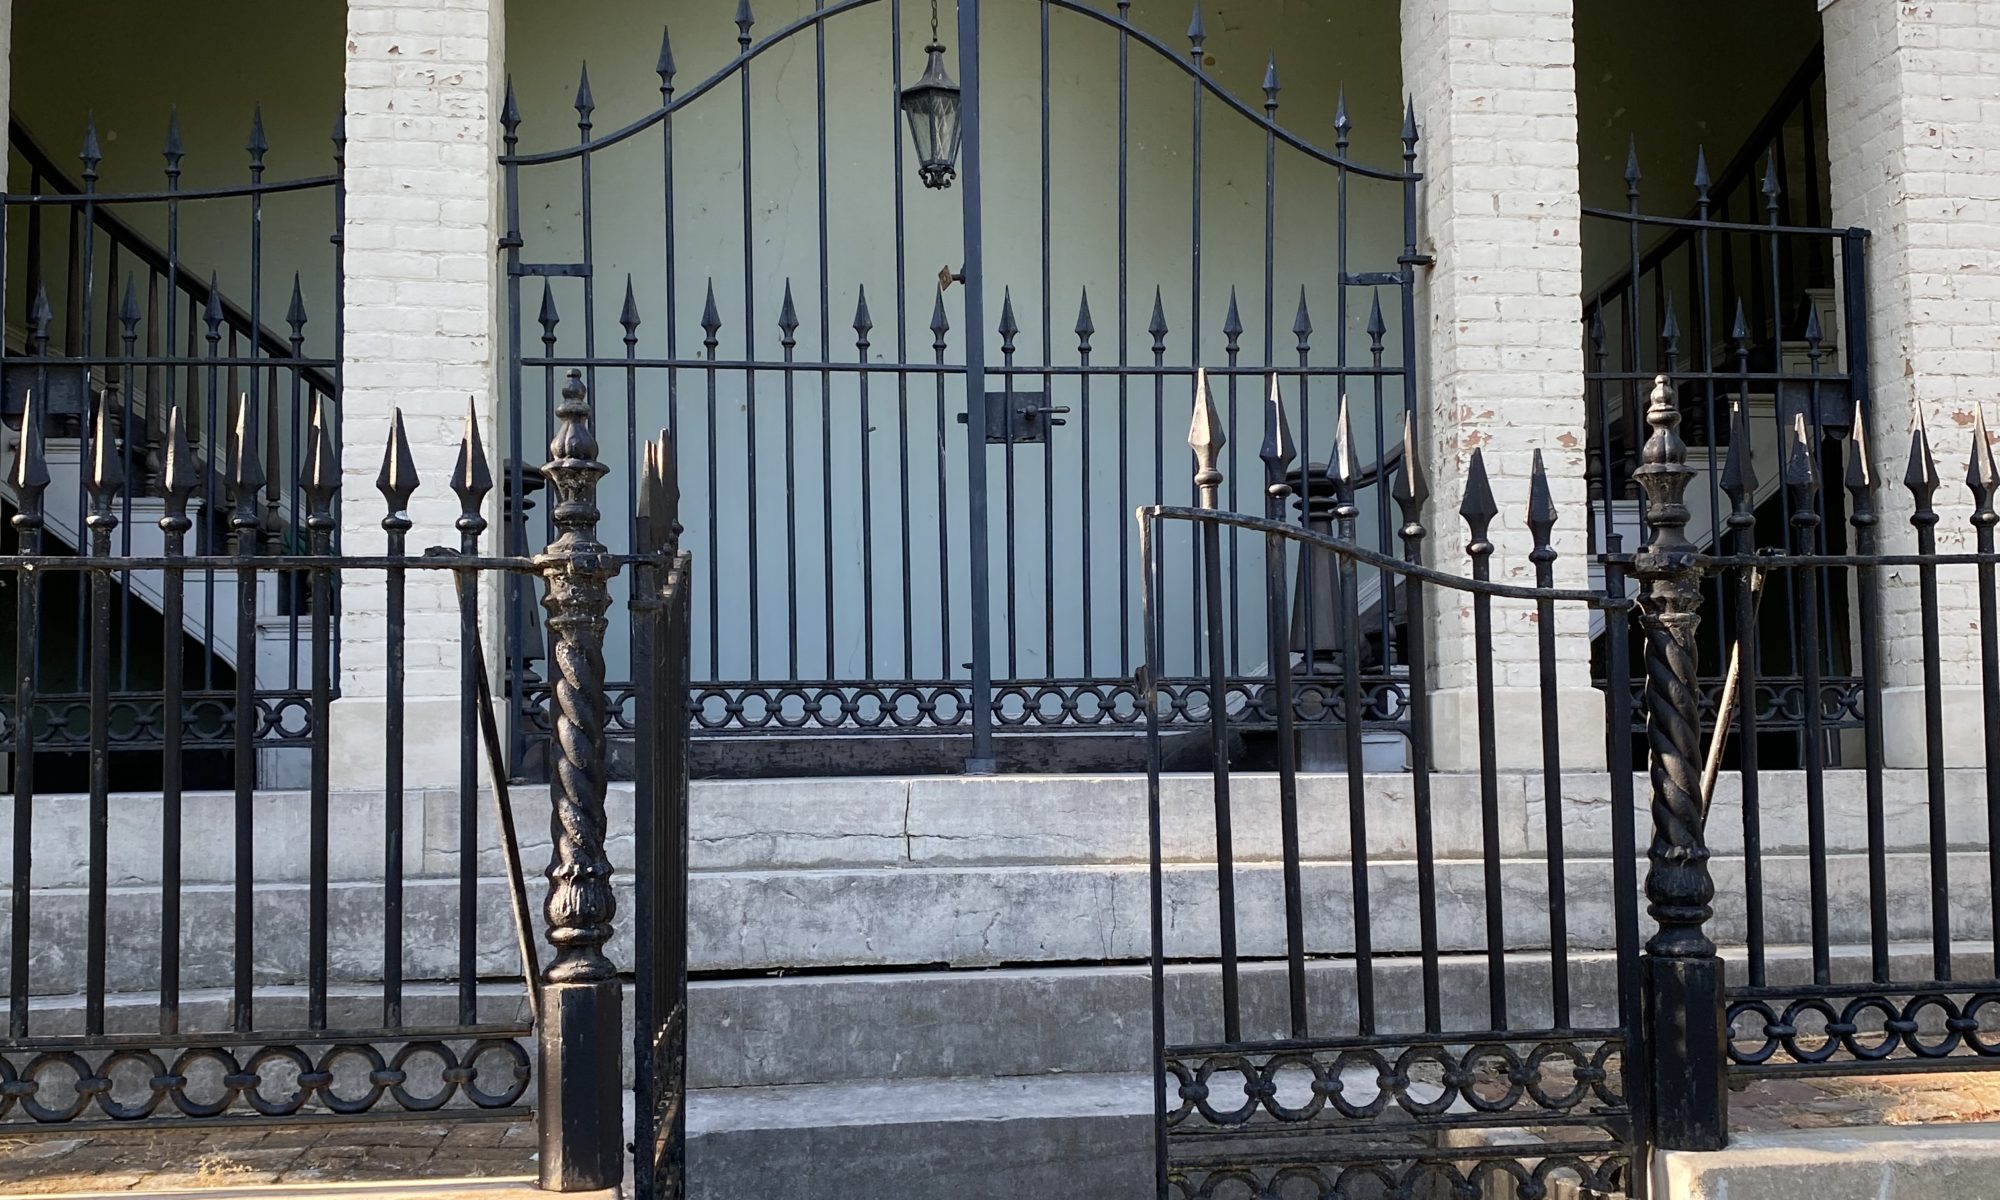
(1632, 372, 1727, 1150)
(533, 369, 624, 1190)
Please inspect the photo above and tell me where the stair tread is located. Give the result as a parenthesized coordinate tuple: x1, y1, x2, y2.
(688, 1070, 1152, 1133)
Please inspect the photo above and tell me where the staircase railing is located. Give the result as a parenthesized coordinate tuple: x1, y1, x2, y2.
(0, 112, 343, 768)
(1578, 43, 1870, 766)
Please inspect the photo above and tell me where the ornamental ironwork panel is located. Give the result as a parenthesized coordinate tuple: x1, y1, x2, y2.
(497, 0, 1423, 773)
(1141, 380, 1645, 1195)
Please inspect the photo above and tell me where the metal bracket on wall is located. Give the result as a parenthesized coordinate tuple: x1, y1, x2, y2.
(958, 391, 1069, 444)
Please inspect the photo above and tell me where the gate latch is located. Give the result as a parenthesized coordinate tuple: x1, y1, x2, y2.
(958, 391, 1070, 444)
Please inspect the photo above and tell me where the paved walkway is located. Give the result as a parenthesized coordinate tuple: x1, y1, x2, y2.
(0, 1120, 536, 1195)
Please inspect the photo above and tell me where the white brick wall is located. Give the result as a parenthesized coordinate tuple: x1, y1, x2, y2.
(1400, 0, 1602, 769)
(1824, 0, 2000, 766)
(332, 0, 505, 789)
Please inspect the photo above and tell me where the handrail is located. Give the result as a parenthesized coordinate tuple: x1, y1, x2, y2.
(6, 118, 339, 401)
(1581, 42, 1827, 321)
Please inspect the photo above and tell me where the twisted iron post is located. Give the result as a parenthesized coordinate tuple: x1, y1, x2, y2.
(1632, 373, 1726, 1150)
(533, 368, 623, 1190)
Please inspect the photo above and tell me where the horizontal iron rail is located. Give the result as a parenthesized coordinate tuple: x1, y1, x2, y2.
(1146, 506, 1629, 607)
(2, 552, 673, 573)
(1580, 208, 1862, 241)
(0, 1023, 535, 1051)
(1166, 1027, 1630, 1057)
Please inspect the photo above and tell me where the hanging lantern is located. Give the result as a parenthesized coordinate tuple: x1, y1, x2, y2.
(899, 1, 962, 189)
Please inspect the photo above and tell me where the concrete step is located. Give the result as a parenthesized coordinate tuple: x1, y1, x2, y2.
(1, 769, 1985, 887)
(684, 1072, 1153, 1200)
(10, 944, 1992, 1093)
(3, 849, 1995, 994)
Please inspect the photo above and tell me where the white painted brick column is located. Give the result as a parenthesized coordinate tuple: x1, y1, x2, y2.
(1823, 0, 2000, 768)
(1400, 0, 1602, 771)
(332, 0, 506, 789)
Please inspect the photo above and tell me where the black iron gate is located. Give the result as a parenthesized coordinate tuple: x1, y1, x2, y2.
(498, 0, 1421, 775)
(1143, 383, 1644, 1196)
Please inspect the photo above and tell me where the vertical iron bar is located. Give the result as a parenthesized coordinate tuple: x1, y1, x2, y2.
(230, 400, 260, 1034)
(84, 391, 121, 1038)
(159, 404, 194, 1036)
(1189, 374, 1239, 1042)
(1394, 418, 1440, 1031)
(1528, 455, 1570, 1028)
(1260, 378, 1306, 1037)
(1907, 419, 1951, 981)
(1844, 412, 1889, 982)
(958, 0, 995, 771)
(7, 391, 45, 1039)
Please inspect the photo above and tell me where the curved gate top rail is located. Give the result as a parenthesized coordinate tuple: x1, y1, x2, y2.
(498, 0, 1422, 181)
(1138, 377, 1644, 1196)
(500, 0, 1426, 774)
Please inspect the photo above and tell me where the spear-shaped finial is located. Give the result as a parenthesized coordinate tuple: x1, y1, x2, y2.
(1262, 56, 1281, 112)
(302, 394, 338, 546)
(778, 279, 799, 350)
(620, 275, 643, 342)
(538, 280, 561, 344)
(229, 393, 264, 545)
(1187, 3, 1206, 51)
(1720, 399, 1757, 517)
(657, 26, 678, 97)
(1292, 287, 1313, 353)
(287, 274, 309, 340)
(1367, 292, 1387, 351)
(574, 63, 596, 131)
(501, 78, 521, 141)
(1074, 288, 1095, 355)
(452, 397, 493, 550)
(1148, 288, 1169, 354)
(161, 402, 197, 545)
(1693, 145, 1712, 207)
(736, 0, 755, 45)
(246, 105, 269, 171)
(1334, 86, 1352, 152)
(1624, 136, 1642, 201)
(1188, 368, 1224, 508)
(163, 108, 185, 178)
(701, 279, 723, 352)
(855, 286, 876, 349)
(930, 290, 951, 352)
(1331, 394, 1358, 523)
(1527, 448, 1558, 576)
(1762, 155, 1782, 208)
(119, 275, 142, 339)
(81, 113, 102, 185)
(1905, 402, 1938, 513)
(1845, 398, 1873, 498)
(1259, 374, 1295, 501)
(11, 389, 49, 523)
(1460, 446, 1498, 560)
(1401, 95, 1419, 154)
(1393, 410, 1428, 546)
(1222, 288, 1243, 353)
(1969, 405, 1998, 525)
(87, 386, 125, 530)
(378, 406, 420, 529)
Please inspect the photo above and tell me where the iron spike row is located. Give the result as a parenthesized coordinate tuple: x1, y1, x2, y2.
(454, 397, 495, 551)
(1187, 367, 1224, 509)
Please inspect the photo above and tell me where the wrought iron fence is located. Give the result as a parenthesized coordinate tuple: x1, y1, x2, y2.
(499, 0, 1424, 775)
(1580, 45, 1870, 763)
(1143, 378, 1644, 1196)
(0, 112, 344, 776)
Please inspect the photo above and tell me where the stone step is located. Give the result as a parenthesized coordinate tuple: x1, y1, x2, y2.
(1, 769, 1984, 887)
(684, 1072, 1153, 1200)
